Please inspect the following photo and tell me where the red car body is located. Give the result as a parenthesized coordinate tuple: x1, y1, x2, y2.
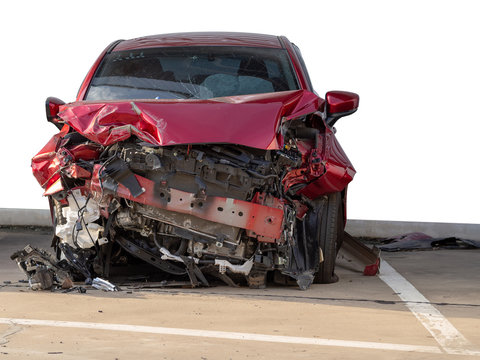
(31, 32, 359, 290)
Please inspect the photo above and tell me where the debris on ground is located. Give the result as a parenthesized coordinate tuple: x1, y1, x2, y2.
(62, 286, 87, 294)
(9, 244, 91, 292)
(10, 245, 74, 290)
(9, 232, 382, 292)
(378, 232, 480, 251)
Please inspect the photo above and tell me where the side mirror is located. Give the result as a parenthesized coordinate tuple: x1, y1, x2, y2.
(45, 97, 65, 130)
(325, 91, 359, 127)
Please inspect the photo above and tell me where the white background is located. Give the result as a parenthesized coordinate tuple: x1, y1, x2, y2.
(1, 0, 479, 224)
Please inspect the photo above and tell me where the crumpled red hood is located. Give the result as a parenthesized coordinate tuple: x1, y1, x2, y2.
(58, 90, 320, 150)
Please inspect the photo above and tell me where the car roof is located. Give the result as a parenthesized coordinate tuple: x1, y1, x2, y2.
(113, 32, 284, 52)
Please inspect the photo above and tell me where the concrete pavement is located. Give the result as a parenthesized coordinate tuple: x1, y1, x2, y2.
(0, 228, 479, 359)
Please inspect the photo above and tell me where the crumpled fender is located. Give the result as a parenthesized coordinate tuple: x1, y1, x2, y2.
(31, 125, 70, 190)
(58, 90, 320, 150)
(31, 125, 101, 191)
(281, 124, 356, 199)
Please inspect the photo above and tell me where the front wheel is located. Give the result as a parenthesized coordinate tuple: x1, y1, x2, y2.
(314, 191, 344, 284)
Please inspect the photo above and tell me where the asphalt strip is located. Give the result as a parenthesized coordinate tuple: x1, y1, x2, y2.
(379, 260, 480, 356)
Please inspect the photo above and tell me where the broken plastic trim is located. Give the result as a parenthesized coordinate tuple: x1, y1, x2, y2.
(102, 157, 145, 198)
(215, 258, 254, 275)
(158, 246, 199, 265)
(10, 245, 73, 291)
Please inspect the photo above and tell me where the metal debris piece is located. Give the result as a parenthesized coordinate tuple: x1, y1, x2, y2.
(92, 277, 119, 291)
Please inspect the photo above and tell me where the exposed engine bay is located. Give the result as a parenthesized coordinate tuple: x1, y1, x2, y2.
(43, 135, 324, 290)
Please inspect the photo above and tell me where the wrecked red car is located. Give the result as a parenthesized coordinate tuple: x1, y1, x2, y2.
(28, 32, 359, 290)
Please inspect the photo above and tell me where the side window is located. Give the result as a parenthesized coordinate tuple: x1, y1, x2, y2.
(292, 44, 314, 92)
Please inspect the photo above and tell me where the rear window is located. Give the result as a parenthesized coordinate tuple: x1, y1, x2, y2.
(85, 46, 299, 101)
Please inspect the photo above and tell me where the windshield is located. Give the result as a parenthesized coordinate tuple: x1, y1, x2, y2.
(85, 46, 299, 101)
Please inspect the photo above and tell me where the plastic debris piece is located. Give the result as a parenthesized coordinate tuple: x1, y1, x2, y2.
(363, 258, 380, 276)
(338, 232, 380, 276)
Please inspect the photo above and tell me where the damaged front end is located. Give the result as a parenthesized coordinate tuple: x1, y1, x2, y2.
(27, 90, 356, 290)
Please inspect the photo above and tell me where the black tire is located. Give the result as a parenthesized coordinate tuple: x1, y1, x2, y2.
(314, 191, 344, 284)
